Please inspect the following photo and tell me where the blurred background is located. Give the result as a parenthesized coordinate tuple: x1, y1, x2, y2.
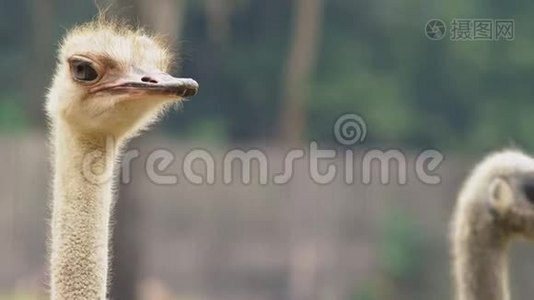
(2, 0, 534, 299)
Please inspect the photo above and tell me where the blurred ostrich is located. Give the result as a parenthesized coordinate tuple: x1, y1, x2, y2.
(45, 18, 198, 299)
(451, 150, 534, 300)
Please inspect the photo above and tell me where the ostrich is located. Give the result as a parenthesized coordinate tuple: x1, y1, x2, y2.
(451, 150, 534, 300)
(45, 18, 198, 299)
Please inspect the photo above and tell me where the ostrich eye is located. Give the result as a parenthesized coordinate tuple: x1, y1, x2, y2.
(71, 60, 99, 82)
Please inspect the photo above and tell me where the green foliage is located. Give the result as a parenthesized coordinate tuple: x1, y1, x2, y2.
(380, 211, 423, 280)
(351, 209, 429, 300)
(379, 209, 428, 299)
(3, 0, 534, 152)
(186, 116, 230, 143)
(352, 283, 378, 300)
(307, 0, 534, 151)
(0, 95, 29, 134)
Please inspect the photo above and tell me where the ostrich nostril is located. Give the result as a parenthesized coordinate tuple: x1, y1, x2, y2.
(141, 76, 158, 84)
(522, 180, 534, 204)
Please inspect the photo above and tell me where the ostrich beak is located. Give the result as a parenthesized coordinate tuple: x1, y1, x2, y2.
(92, 71, 199, 97)
(521, 176, 534, 204)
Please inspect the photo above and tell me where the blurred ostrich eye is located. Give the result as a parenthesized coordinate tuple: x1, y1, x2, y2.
(70, 60, 99, 82)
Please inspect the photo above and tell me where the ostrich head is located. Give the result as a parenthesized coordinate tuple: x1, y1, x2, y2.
(458, 150, 534, 240)
(489, 174, 534, 239)
(46, 19, 198, 138)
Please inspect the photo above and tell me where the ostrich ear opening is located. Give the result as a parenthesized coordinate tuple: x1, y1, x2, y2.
(489, 178, 514, 215)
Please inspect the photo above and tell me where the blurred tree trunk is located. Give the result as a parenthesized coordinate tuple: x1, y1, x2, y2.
(288, 176, 320, 300)
(278, 0, 324, 144)
(204, 0, 233, 46)
(282, 1, 324, 298)
(28, 0, 54, 127)
(137, 0, 186, 47)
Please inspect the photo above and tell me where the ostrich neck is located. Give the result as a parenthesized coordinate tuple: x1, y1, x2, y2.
(453, 214, 510, 300)
(50, 125, 122, 299)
